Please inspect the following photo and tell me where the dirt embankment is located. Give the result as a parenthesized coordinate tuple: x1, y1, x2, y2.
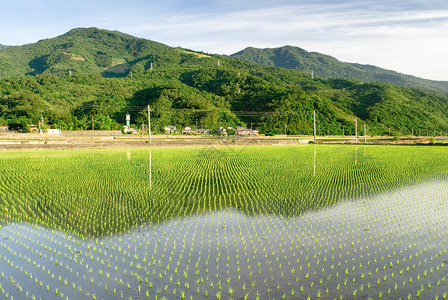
(0, 132, 312, 150)
(1, 132, 446, 151)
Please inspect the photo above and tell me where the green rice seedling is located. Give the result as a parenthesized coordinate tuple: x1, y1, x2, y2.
(1, 145, 448, 299)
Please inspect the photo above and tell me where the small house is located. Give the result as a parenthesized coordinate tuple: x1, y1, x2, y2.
(196, 129, 212, 135)
(122, 126, 138, 134)
(216, 127, 227, 135)
(0, 125, 9, 132)
(164, 125, 177, 134)
(235, 127, 251, 135)
(46, 129, 61, 135)
(28, 124, 39, 132)
(181, 126, 195, 134)
(235, 127, 258, 136)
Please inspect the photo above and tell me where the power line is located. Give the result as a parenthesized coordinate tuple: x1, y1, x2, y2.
(74, 105, 314, 116)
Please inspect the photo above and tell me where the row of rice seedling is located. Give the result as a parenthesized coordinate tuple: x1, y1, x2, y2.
(0, 144, 447, 299)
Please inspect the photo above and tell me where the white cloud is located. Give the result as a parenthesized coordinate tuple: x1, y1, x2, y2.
(121, 2, 448, 80)
(1, 0, 448, 80)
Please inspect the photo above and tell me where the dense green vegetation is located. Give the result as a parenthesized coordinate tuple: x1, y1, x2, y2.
(231, 45, 448, 96)
(1, 145, 447, 299)
(0, 73, 243, 132)
(1, 144, 447, 236)
(1, 28, 448, 136)
(0, 44, 11, 50)
(0, 28, 174, 78)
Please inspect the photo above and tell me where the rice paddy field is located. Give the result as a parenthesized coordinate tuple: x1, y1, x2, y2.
(0, 144, 447, 300)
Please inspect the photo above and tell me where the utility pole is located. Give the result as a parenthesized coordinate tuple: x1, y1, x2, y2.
(40, 115, 44, 133)
(91, 115, 94, 140)
(355, 118, 358, 143)
(364, 123, 367, 143)
(148, 105, 151, 145)
(313, 110, 316, 142)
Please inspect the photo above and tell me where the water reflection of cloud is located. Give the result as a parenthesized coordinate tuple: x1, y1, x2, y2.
(2, 180, 447, 299)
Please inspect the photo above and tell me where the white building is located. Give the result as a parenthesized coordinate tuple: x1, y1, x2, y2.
(45, 129, 61, 135)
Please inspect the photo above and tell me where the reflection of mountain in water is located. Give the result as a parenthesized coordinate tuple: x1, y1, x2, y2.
(1, 145, 448, 238)
(1, 180, 447, 300)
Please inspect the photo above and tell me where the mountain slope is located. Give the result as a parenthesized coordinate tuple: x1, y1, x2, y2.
(231, 46, 448, 96)
(0, 44, 11, 50)
(1, 28, 448, 137)
(0, 27, 183, 78)
(2, 65, 448, 136)
(0, 27, 257, 79)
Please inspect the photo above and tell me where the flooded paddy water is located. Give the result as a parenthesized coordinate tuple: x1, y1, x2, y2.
(0, 145, 447, 299)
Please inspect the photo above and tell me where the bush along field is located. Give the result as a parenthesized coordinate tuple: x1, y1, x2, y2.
(0, 144, 447, 300)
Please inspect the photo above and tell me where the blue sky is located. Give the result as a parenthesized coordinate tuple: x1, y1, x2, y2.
(1, 0, 448, 80)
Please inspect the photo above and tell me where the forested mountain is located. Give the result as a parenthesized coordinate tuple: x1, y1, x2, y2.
(0, 28, 448, 136)
(0, 44, 10, 50)
(0, 28, 175, 78)
(231, 46, 448, 96)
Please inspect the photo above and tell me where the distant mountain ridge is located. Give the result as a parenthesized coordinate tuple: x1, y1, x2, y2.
(231, 46, 448, 96)
(1, 28, 448, 95)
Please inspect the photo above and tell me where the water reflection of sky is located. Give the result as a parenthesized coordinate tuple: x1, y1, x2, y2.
(1, 180, 447, 300)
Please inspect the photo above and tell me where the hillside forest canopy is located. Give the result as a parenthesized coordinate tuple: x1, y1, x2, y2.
(1, 28, 448, 136)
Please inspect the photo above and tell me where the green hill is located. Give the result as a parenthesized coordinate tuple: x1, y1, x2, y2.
(0, 28, 448, 137)
(0, 44, 11, 50)
(0, 27, 179, 78)
(231, 46, 448, 96)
